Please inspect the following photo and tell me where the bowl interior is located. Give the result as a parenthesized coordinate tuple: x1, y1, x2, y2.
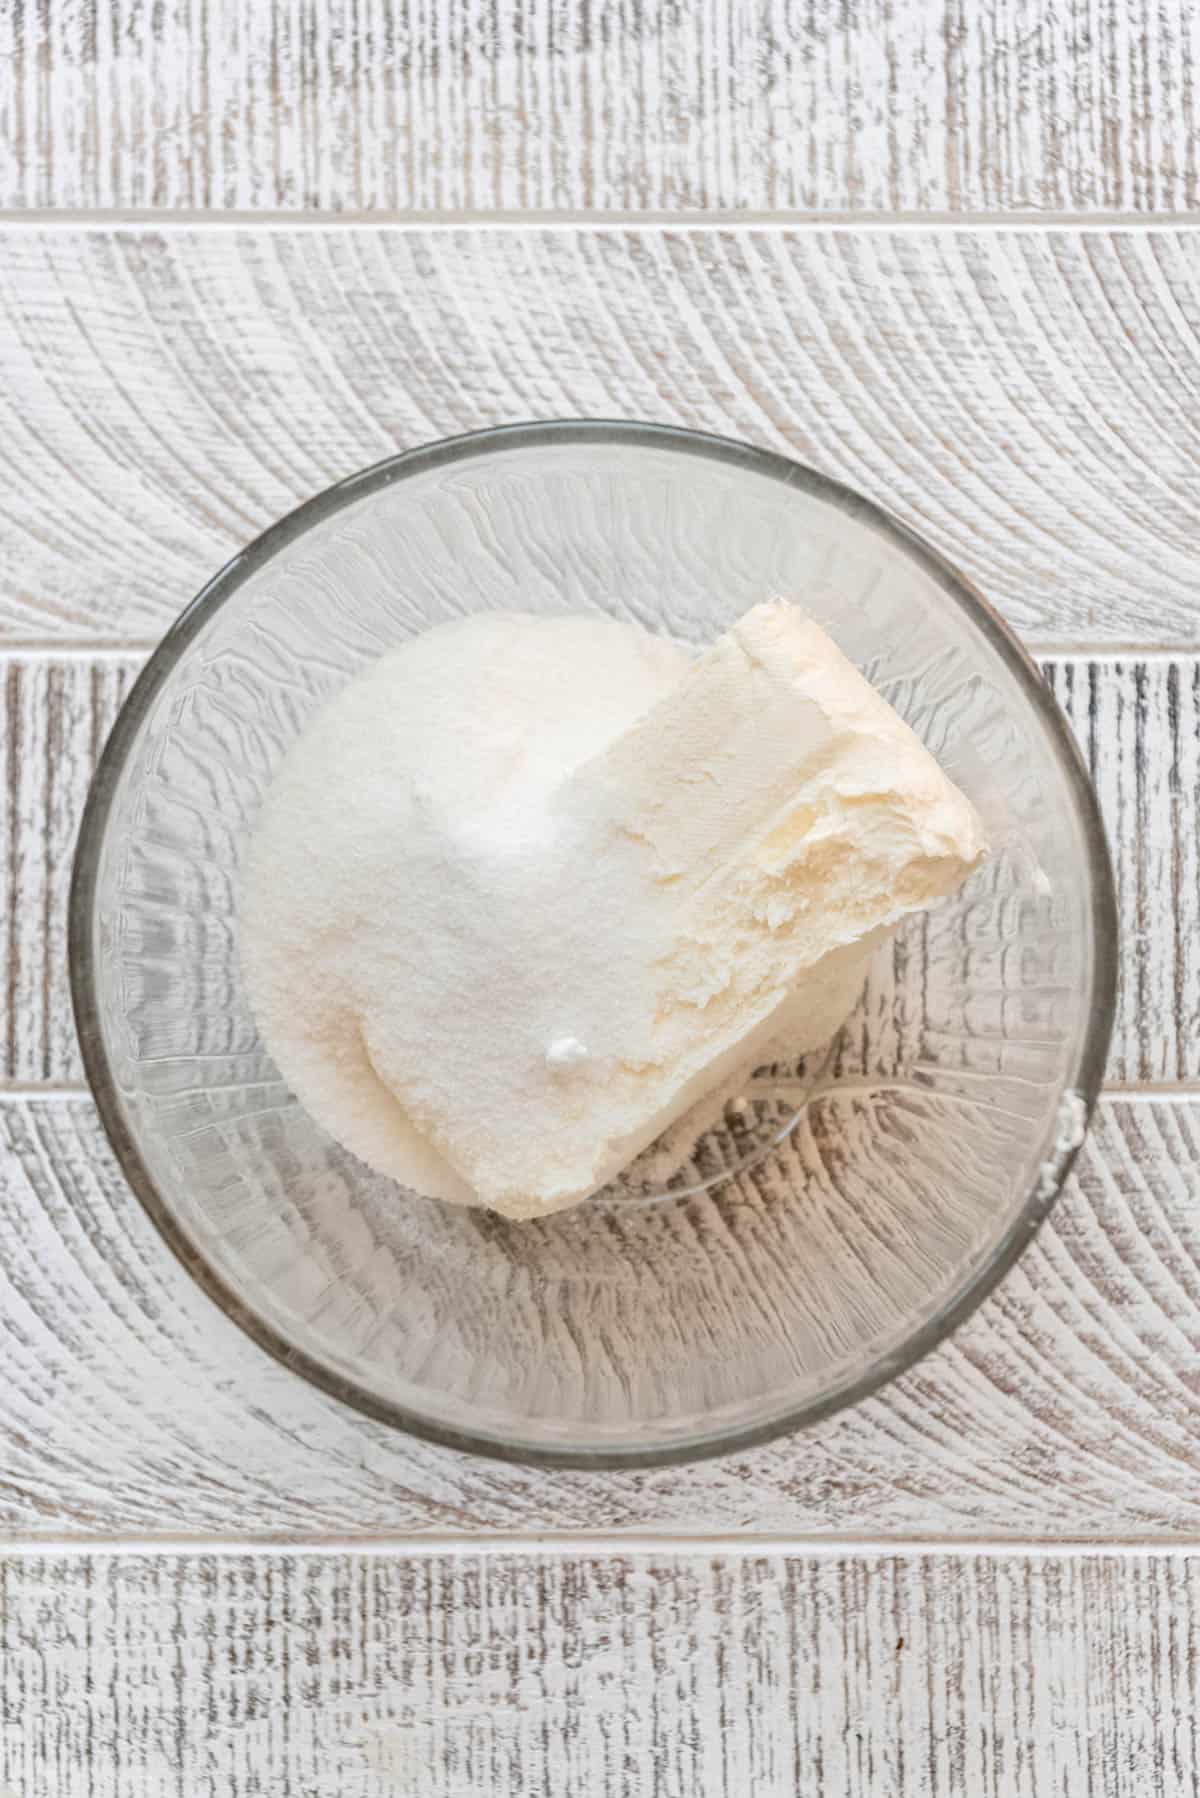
(75, 427, 1111, 1463)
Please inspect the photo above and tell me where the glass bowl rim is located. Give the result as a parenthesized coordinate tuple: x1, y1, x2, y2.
(69, 418, 1119, 1470)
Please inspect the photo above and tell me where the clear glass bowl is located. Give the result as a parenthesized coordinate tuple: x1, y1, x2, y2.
(70, 422, 1117, 1467)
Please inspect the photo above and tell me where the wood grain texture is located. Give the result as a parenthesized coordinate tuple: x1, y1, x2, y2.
(3, 227, 1200, 648)
(1, 652, 1185, 1090)
(3, 0, 1200, 214)
(4, 1550, 1200, 1797)
(1045, 658, 1200, 1087)
(0, 655, 139, 1084)
(1, 1094, 1199, 1538)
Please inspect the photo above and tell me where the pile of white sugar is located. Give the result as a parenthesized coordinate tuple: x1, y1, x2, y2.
(242, 603, 984, 1220)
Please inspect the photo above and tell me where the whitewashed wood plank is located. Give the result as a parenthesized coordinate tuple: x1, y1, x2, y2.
(1045, 658, 1200, 1086)
(0, 1095, 1198, 1538)
(0, 655, 140, 1084)
(2, 1549, 1197, 1796)
(2, 1, 1199, 214)
(1, 652, 1182, 1089)
(1, 228, 1198, 647)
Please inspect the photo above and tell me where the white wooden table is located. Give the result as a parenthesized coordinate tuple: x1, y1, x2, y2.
(2, 5, 1199, 1792)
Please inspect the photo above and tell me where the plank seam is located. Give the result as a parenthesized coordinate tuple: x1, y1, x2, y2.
(6, 1532, 1200, 1558)
(3, 210, 1200, 232)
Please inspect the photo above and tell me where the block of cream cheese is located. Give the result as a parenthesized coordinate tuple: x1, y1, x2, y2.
(242, 601, 985, 1219)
